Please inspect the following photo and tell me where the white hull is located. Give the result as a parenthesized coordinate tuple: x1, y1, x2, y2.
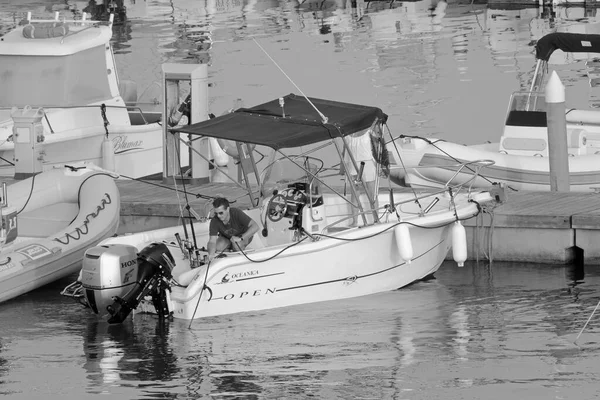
(391, 138, 600, 192)
(0, 121, 165, 179)
(95, 191, 491, 320)
(166, 223, 451, 320)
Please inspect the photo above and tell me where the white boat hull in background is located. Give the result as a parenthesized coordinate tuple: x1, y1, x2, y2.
(0, 122, 164, 179)
(391, 138, 600, 192)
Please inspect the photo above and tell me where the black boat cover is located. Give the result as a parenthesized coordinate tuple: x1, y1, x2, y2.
(172, 93, 388, 150)
(535, 32, 600, 61)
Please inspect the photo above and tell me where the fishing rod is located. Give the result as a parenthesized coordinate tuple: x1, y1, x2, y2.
(575, 297, 600, 344)
(252, 38, 329, 124)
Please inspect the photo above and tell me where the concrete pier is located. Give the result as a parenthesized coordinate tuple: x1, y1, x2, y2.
(115, 180, 600, 266)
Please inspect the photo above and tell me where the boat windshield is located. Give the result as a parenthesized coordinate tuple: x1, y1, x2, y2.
(260, 154, 327, 199)
(504, 91, 548, 128)
(509, 92, 547, 113)
(0, 45, 112, 108)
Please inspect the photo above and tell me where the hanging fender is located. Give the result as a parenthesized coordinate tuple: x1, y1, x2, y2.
(213, 107, 256, 160)
(209, 138, 229, 167)
(216, 139, 255, 160)
(206, 113, 232, 167)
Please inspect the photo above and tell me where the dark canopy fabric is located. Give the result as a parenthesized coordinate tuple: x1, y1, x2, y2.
(535, 32, 600, 61)
(172, 93, 388, 150)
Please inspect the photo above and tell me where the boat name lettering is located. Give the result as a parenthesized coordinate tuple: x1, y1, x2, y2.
(17, 244, 53, 260)
(223, 288, 276, 300)
(121, 259, 137, 268)
(113, 135, 144, 154)
(221, 270, 259, 282)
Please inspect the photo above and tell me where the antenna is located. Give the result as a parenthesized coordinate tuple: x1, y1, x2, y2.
(252, 38, 328, 124)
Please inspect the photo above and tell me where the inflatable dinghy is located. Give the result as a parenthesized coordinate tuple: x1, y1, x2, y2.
(0, 164, 120, 303)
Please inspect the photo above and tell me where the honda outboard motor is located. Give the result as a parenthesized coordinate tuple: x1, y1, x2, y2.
(81, 242, 175, 324)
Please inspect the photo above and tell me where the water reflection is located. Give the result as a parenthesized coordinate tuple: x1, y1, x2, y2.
(0, 339, 9, 395)
(84, 316, 180, 396)
(82, 0, 127, 23)
(0, 262, 597, 398)
(1, 0, 600, 396)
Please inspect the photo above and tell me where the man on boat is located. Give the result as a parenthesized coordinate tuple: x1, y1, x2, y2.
(207, 197, 260, 262)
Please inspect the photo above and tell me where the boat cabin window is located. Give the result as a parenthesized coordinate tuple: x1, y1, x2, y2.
(504, 92, 547, 127)
(0, 45, 111, 108)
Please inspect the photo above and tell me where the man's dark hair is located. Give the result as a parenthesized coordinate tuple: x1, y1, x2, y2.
(213, 197, 230, 209)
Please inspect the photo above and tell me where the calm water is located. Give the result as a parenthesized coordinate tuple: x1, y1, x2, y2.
(2, 0, 600, 398)
(1, 261, 600, 399)
(4, 0, 600, 146)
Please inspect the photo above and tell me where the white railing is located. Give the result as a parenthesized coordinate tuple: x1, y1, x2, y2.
(23, 12, 114, 28)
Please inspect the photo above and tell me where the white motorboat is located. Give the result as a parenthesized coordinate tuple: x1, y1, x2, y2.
(0, 164, 120, 304)
(61, 94, 501, 323)
(389, 32, 600, 192)
(0, 12, 168, 179)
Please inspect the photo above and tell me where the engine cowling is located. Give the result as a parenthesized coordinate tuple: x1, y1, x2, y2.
(81, 244, 139, 315)
(81, 242, 175, 324)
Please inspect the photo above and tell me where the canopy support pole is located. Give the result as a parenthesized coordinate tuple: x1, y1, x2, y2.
(236, 142, 261, 207)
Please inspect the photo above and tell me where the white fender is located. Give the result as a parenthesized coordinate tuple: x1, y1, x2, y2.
(216, 138, 256, 160)
(209, 137, 229, 167)
(452, 221, 467, 267)
(394, 223, 413, 263)
(215, 103, 255, 160)
(101, 136, 115, 172)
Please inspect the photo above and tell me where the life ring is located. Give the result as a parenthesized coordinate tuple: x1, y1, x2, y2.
(22, 22, 69, 39)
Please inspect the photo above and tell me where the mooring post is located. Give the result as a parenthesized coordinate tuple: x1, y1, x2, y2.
(189, 64, 209, 184)
(545, 70, 570, 192)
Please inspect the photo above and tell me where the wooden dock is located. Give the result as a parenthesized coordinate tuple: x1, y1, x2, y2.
(460, 190, 600, 265)
(115, 179, 600, 265)
(117, 179, 252, 234)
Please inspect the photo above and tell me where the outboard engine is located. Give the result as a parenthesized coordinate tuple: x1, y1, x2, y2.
(81, 242, 175, 324)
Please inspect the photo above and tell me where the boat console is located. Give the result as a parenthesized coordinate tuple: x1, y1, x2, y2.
(501, 91, 591, 157)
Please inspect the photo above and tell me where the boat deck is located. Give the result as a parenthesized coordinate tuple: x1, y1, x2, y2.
(113, 178, 600, 265)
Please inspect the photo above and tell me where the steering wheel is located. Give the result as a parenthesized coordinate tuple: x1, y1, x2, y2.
(267, 193, 288, 222)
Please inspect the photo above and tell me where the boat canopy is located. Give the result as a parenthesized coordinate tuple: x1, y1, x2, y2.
(173, 93, 388, 150)
(535, 32, 600, 61)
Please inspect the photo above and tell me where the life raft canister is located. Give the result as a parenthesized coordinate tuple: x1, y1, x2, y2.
(22, 22, 69, 39)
